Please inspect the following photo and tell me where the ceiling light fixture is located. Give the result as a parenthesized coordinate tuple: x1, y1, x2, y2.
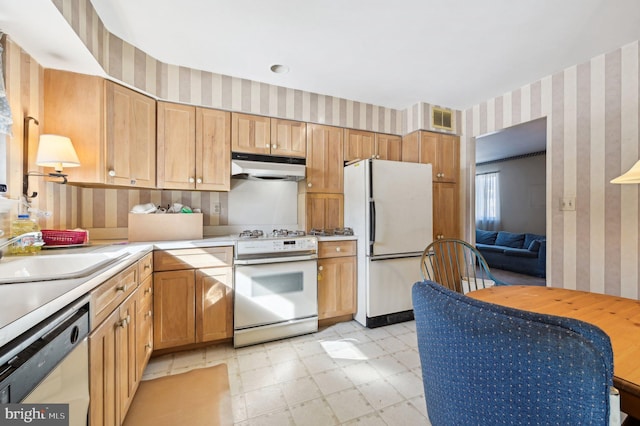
(270, 64, 289, 74)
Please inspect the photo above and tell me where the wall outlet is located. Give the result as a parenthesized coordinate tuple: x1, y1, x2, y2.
(561, 197, 576, 211)
(212, 202, 221, 214)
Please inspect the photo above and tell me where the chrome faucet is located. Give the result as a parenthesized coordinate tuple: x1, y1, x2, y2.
(0, 231, 45, 258)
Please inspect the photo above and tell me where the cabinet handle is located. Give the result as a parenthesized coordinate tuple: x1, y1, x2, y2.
(116, 284, 127, 293)
(318, 266, 324, 271)
(144, 287, 152, 295)
(146, 310, 152, 318)
(130, 178, 137, 185)
(376, 155, 380, 159)
(145, 343, 152, 350)
(108, 169, 116, 177)
(189, 177, 195, 183)
(272, 144, 277, 149)
(336, 247, 341, 252)
(118, 315, 130, 328)
(307, 182, 312, 188)
(196, 178, 202, 184)
(265, 143, 270, 148)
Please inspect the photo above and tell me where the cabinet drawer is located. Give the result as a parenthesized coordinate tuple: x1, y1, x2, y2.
(153, 246, 233, 271)
(138, 252, 153, 282)
(138, 274, 153, 313)
(91, 263, 138, 328)
(318, 240, 356, 258)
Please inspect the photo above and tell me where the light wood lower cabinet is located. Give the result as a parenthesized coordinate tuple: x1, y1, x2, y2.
(153, 247, 233, 350)
(317, 240, 357, 320)
(89, 253, 153, 426)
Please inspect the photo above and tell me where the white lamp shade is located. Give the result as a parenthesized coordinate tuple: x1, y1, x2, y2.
(35, 134, 80, 172)
(611, 159, 640, 184)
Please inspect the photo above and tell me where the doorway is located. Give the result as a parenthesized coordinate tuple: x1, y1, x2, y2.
(475, 117, 547, 235)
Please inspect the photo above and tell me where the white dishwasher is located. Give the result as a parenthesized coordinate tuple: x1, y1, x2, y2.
(0, 295, 90, 425)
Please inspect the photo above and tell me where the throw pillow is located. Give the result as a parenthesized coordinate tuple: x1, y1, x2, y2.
(495, 231, 525, 248)
(476, 229, 498, 245)
(523, 233, 545, 249)
(528, 240, 541, 252)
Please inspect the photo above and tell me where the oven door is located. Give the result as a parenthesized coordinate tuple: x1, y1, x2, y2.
(234, 259, 318, 330)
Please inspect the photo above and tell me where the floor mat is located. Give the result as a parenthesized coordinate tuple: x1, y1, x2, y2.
(123, 364, 232, 426)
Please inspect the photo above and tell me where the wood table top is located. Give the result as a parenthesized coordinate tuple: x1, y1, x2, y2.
(468, 285, 640, 418)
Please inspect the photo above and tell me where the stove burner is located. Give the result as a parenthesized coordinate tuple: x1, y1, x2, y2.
(272, 229, 306, 237)
(239, 230, 264, 238)
(309, 227, 355, 236)
(334, 227, 354, 236)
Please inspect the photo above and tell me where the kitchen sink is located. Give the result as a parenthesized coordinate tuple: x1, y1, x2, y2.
(0, 252, 129, 284)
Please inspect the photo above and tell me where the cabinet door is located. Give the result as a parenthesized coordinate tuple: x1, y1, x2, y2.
(317, 257, 356, 319)
(106, 81, 156, 188)
(118, 292, 139, 420)
(418, 131, 439, 178)
(157, 102, 197, 189)
(401, 131, 420, 163)
(196, 267, 233, 342)
(89, 308, 119, 426)
(271, 118, 306, 158)
(231, 113, 271, 154)
(153, 270, 196, 349)
(136, 275, 153, 382)
(306, 124, 344, 193)
(44, 70, 105, 184)
(129, 89, 157, 187)
(344, 129, 375, 162)
(437, 134, 459, 183)
(305, 193, 344, 232)
(433, 183, 460, 240)
(376, 134, 402, 161)
(196, 108, 231, 191)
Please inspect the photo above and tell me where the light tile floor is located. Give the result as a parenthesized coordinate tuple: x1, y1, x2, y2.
(142, 320, 431, 425)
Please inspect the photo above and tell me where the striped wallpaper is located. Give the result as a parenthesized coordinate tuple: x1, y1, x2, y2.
(462, 40, 640, 299)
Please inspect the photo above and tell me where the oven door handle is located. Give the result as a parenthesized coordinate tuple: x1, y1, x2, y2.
(234, 254, 318, 265)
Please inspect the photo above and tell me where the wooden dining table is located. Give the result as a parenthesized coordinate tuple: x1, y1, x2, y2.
(468, 285, 640, 419)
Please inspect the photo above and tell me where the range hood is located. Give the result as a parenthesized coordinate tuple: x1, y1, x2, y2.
(231, 153, 306, 181)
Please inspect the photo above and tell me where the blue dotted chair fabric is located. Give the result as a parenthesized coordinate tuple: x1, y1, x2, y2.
(412, 280, 614, 425)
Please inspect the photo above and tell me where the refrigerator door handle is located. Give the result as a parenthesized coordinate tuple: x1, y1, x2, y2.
(369, 199, 376, 256)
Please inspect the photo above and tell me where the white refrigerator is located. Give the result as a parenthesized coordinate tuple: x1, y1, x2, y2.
(344, 159, 433, 327)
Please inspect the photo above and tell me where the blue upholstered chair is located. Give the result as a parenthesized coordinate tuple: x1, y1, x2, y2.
(421, 238, 509, 293)
(412, 280, 620, 425)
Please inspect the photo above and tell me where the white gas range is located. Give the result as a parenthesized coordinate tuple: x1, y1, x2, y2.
(233, 229, 319, 347)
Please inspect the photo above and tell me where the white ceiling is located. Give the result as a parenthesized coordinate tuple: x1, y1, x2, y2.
(476, 118, 547, 164)
(2, 0, 640, 111)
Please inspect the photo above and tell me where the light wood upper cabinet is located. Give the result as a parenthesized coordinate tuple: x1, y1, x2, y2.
(157, 102, 196, 190)
(402, 130, 459, 183)
(271, 118, 306, 157)
(44, 70, 156, 188)
(344, 129, 376, 162)
(305, 193, 344, 232)
(106, 82, 156, 187)
(197, 108, 231, 191)
(375, 133, 402, 161)
(157, 102, 230, 191)
(344, 130, 401, 162)
(231, 113, 271, 155)
(306, 124, 344, 193)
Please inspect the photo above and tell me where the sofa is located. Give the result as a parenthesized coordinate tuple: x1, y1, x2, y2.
(475, 229, 546, 278)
